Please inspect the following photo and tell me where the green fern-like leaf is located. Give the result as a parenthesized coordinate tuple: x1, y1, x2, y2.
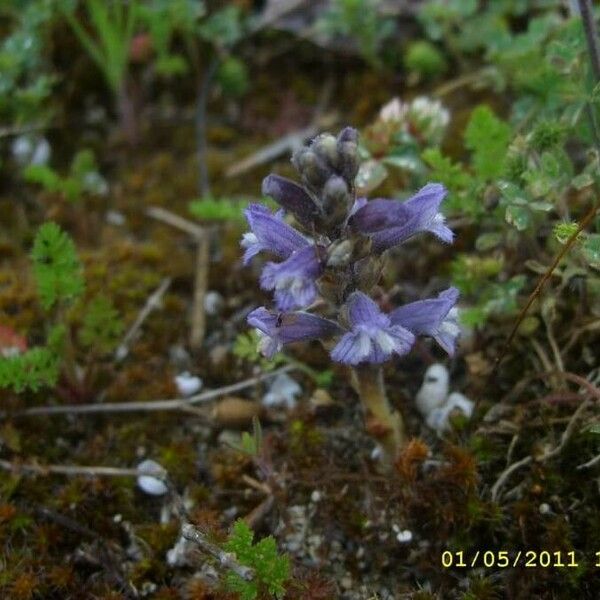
(79, 295, 124, 353)
(31, 222, 84, 310)
(223, 520, 290, 600)
(0, 326, 64, 393)
(464, 105, 512, 180)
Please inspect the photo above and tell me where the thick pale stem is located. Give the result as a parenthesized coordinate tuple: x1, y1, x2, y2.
(353, 365, 405, 465)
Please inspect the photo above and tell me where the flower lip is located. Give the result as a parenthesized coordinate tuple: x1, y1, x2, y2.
(389, 287, 460, 355)
(241, 203, 308, 265)
(262, 174, 322, 229)
(330, 292, 415, 365)
(350, 183, 453, 252)
(260, 245, 323, 311)
(247, 306, 340, 358)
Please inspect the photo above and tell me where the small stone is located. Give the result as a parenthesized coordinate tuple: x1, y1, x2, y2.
(106, 210, 126, 226)
(539, 503, 551, 515)
(174, 372, 203, 397)
(396, 529, 413, 543)
(136, 459, 168, 496)
(204, 291, 224, 315)
(310, 490, 322, 503)
(310, 388, 334, 408)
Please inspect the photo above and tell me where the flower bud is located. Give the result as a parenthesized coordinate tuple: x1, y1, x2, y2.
(337, 129, 360, 186)
(312, 133, 340, 170)
(354, 255, 384, 291)
(322, 175, 351, 228)
(292, 148, 331, 192)
(326, 239, 354, 267)
(317, 272, 344, 304)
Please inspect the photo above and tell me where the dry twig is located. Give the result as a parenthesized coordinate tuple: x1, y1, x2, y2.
(9, 365, 295, 417)
(181, 523, 255, 582)
(115, 277, 172, 361)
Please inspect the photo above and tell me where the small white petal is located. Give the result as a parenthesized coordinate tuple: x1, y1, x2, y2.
(416, 363, 449, 415)
(375, 329, 396, 354)
(445, 392, 474, 418)
(240, 232, 258, 248)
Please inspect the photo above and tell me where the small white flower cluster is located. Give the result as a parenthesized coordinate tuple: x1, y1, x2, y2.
(379, 96, 450, 145)
(415, 364, 473, 435)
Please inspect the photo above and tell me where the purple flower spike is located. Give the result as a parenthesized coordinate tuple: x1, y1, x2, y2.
(352, 183, 453, 253)
(331, 292, 415, 365)
(260, 245, 323, 310)
(248, 307, 340, 358)
(262, 174, 322, 229)
(241, 204, 308, 265)
(390, 287, 460, 355)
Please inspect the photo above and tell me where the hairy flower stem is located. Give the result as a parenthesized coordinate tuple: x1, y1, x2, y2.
(353, 365, 405, 465)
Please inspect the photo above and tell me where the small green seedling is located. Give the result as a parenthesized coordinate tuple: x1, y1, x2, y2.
(223, 519, 290, 600)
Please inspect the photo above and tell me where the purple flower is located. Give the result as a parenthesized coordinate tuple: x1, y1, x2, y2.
(241, 203, 308, 265)
(330, 292, 415, 365)
(247, 307, 340, 358)
(260, 245, 323, 310)
(390, 287, 460, 355)
(350, 183, 453, 252)
(262, 174, 322, 230)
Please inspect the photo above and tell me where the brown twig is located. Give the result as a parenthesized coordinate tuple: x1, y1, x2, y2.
(181, 523, 255, 582)
(492, 204, 598, 373)
(8, 365, 295, 418)
(490, 399, 592, 501)
(114, 277, 172, 361)
(146, 205, 209, 349)
(190, 231, 209, 349)
(0, 459, 167, 480)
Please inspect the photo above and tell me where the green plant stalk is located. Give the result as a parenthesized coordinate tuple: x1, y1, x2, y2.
(353, 364, 405, 464)
(64, 0, 138, 142)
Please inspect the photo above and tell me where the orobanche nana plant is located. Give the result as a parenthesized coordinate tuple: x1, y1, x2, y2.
(241, 127, 459, 463)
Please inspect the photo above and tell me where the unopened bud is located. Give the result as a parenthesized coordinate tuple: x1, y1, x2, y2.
(317, 273, 344, 304)
(322, 176, 351, 228)
(338, 141, 359, 185)
(312, 133, 340, 170)
(293, 148, 330, 191)
(352, 234, 372, 260)
(326, 239, 354, 267)
(354, 255, 383, 291)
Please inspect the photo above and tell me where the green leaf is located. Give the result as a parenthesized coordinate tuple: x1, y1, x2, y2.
(31, 222, 85, 309)
(464, 105, 511, 179)
(553, 222, 580, 244)
(583, 234, 600, 266)
(355, 159, 388, 194)
(189, 196, 249, 221)
(223, 519, 289, 599)
(571, 172, 594, 190)
(505, 204, 531, 231)
(0, 326, 64, 393)
(79, 295, 124, 354)
(475, 232, 503, 251)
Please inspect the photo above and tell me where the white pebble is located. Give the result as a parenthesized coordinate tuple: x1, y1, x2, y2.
(310, 490, 322, 503)
(204, 291, 224, 315)
(174, 371, 203, 396)
(136, 459, 168, 496)
(396, 529, 413, 543)
(539, 503, 551, 515)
